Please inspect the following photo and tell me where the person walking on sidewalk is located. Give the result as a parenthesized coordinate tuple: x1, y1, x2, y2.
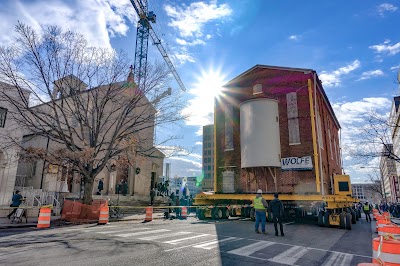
(150, 188, 156, 205)
(7, 190, 23, 219)
(268, 193, 285, 236)
(254, 189, 268, 234)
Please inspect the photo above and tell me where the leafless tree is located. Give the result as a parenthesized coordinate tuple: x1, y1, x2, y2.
(365, 171, 384, 200)
(0, 22, 187, 204)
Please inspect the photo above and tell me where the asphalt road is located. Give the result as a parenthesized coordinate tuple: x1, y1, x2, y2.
(0, 216, 374, 266)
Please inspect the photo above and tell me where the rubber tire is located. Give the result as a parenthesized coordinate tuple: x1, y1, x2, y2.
(250, 208, 255, 221)
(318, 211, 324, 227)
(224, 208, 230, 219)
(355, 210, 359, 221)
(339, 213, 345, 229)
(345, 213, 352, 230)
(214, 208, 223, 220)
(241, 207, 246, 218)
(230, 207, 236, 217)
(351, 210, 357, 224)
(323, 211, 330, 227)
(244, 207, 250, 218)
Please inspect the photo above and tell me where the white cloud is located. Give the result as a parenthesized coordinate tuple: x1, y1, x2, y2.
(176, 38, 206, 46)
(377, 3, 398, 16)
(369, 41, 400, 56)
(166, 156, 202, 177)
(195, 141, 202, 145)
(289, 35, 301, 41)
(0, 0, 136, 49)
(390, 65, 400, 70)
(319, 60, 361, 87)
(164, 2, 232, 38)
(358, 69, 384, 80)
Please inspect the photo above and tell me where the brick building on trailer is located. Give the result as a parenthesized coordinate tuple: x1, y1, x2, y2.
(214, 65, 343, 195)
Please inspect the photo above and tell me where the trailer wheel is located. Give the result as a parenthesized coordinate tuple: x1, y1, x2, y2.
(339, 213, 345, 229)
(229, 207, 236, 217)
(222, 208, 230, 219)
(250, 208, 255, 221)
(355, 209, 359, 221)
(345, 213, 352, 230)
(351, 210, 357, 224)
(214, 208, 223, 220)
(323, 211, 330, 227)
(318, 211, 324, 227)
(197, 209, 204, 220)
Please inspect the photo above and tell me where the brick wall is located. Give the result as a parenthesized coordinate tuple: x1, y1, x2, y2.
(215, 67, 342, 195)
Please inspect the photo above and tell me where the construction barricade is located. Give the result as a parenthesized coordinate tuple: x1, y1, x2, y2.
(378, 224, 400, 239)
(376, 217, 391, 233)
(98, 206, 109, 225)
(181, 207, 187, 219)
(37, 207, 51, 228)
(373, 236, 400, 265)
(145, 207, 153, 222)
(61, 199, 107, 223)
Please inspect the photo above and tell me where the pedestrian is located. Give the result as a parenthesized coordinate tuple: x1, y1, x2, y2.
(253, 189, 268, 234)
(122, 180, 128, 196)
(7, 190, 23, 219)
(175, 196, 181, 219)
(97, 179, 104, 195)
(363, 201, 372, 222)
(150, 188, 156, 205)
(268, 192, 285, 236)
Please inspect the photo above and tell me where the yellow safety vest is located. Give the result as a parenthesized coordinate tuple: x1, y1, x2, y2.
(363, 204, 370, 211)
(254, 197, 265, 210)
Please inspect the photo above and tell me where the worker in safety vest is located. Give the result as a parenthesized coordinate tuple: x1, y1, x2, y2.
(254, 189, 268, 234)
(363, 201, 372, 222)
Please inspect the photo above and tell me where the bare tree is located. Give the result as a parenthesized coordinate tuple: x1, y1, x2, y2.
(366, 171, 384, 200)
(0, 22, 187, 204)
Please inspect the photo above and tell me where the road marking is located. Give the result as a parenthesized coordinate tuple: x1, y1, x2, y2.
(322, 252, 354, 266)
(163, 234, 211, 245)
(116, 229, 170, 238)
(283, 221, 295, 225)
(139, 231, 192, 241)
(96, 227, 150, 234)
(69, 225, 119, 231)
(268, 246, 308, 265)
(165, 239, 218, 252)
(193, 237, 239, 250)
(227, 241, 275, 256)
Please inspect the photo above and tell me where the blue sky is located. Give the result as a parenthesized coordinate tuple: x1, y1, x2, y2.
(1, 0, 399, 183)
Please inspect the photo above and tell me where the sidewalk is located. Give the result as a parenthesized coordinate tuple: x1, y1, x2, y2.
(0, 215, 61, 229)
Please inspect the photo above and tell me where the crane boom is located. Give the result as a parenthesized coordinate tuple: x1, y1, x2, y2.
(129, 0, 186, 92)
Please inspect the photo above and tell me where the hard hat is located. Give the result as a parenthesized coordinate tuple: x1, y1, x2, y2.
(257, 189, 262, 194)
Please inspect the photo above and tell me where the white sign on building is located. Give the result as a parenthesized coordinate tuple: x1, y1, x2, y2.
(281, 156, 313, 170)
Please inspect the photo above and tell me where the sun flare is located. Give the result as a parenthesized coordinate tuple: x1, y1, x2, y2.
(194, 68, 227, 100)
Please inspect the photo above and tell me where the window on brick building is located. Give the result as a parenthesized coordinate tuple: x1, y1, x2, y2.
(286, 92, 300, 145)
(0, 107, 7, 128)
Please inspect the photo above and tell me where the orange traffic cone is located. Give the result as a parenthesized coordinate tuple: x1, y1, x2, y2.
(98, 206, 109, 225)
(37, 208, 51, 228)
(181, 207, 187, 219)
(145, 207, 153, 222)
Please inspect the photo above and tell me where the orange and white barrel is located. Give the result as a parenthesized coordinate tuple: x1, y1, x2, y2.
(98, 206, 109, 224)
(376, 218, 391, 233)
(378, 225, 400, 239)
(357, 263, 380, 266)
(37, 207, 51, 228)
(373, 236, 400, 265)
(145, 207, 153, 222)
(181, 207, 187, 219)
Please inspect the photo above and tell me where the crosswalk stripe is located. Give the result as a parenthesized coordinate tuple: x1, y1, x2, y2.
(69, 225, 118, 231)
(116, 229, 170, 238)
(193, 237, 238, 250)
(139, 231, 192, 241)
(96, 228, 150, 234)
(163, 234, 211, 245)
(322, 252, 354, 266)
(227, 241, 275, 256)
(268, 246, 308, 265)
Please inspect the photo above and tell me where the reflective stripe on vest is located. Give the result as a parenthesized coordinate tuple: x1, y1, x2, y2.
(363, 205, 370, 211)
(254, 197, 265, 210)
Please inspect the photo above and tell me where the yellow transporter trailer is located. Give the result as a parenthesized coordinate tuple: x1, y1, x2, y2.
(194, 175, 359, 230)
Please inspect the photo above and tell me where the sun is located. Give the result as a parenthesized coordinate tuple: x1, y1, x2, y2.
(194, 68, 227, 100)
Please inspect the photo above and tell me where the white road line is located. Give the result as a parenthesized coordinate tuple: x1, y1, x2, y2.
(227, 241, 275, 256)
(193, 237, 238, 250)
(268, 246, 308, 265)
(139, 231, 192, 241)
(116, 229, 170, 238)
(283, 221, 295, 225)
(96, 227, 150, 234)
(163, 234, 211, 245)
(68, 225, 119, 231)
(165, 239, 217, 252)
(341, 254, 354, 266)
(321, 252, 341, 266)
